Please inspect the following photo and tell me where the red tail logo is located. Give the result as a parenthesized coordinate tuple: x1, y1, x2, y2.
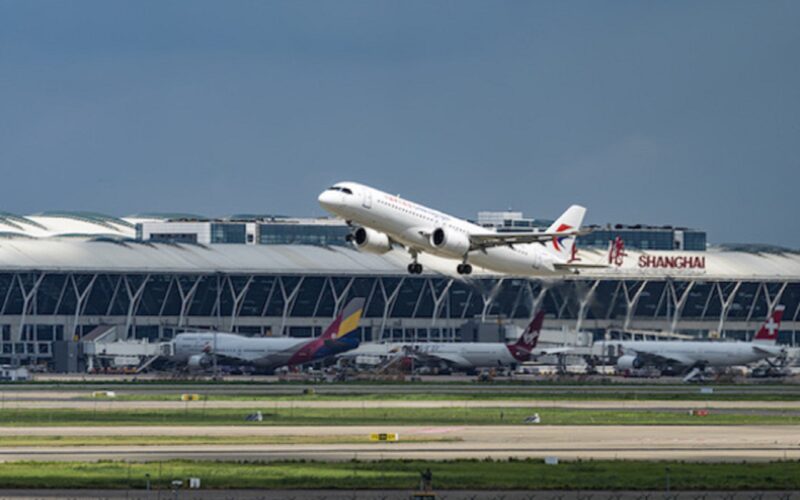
(754, 305, 785, 343)
(552, 224, 573, 252)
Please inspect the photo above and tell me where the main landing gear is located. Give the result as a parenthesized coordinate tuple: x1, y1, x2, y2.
(408, 250, 423, 274)
(456, 263, 473, 275)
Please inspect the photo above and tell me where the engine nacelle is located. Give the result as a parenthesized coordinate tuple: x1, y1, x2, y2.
(429, 227, 470, 258)
(616, 354, 643, 371)
(352, 227, 392, 254)
(187, 353, 212, 370)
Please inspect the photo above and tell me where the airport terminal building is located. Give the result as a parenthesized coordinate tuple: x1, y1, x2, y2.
(0, 211, 798, 368)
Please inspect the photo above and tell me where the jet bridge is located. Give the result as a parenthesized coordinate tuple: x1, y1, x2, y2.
(81, 326, 172, 372)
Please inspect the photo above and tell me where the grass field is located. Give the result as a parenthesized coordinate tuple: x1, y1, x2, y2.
(0, 406, 798, 426)
(0, 459, 799, 490)
(80, 391, 800, 402)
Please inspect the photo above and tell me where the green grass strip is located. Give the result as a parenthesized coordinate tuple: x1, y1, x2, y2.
(0, 459, 799, 490)
(0, 407, 798, 426)
(85, 391, 800, 402)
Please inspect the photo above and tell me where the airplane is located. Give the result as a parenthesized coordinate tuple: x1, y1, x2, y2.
(172, 298, 365, 372)
(616, 305, 787, 381)
(318, 182, 599, 276)
(341, 311, 565, 371)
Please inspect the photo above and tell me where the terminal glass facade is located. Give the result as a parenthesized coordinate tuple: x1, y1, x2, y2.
(210, 223, 247, 244)
(258, 224, 350, 246)
(0, 270, 797, 364)
(578, 229, 706, 251)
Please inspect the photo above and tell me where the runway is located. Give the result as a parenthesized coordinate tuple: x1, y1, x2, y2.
(6, 380, 800, 398)
(4, 399, 800, 410)
(1, 425, 798, 462)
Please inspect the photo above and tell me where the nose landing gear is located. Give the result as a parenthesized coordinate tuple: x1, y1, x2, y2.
(456, 263, 473, 275)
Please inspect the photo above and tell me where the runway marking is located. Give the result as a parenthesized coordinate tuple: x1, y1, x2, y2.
(416, 426, 467, 434)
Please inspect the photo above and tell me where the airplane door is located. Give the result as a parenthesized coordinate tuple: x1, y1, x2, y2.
(362, 191, 372, 209)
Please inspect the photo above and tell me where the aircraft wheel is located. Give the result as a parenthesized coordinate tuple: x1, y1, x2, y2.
(408, 263, 423, 274)
(457, 263, 473, 275)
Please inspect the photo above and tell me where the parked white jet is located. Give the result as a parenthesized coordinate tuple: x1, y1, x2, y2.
(173, 298, 365, 371)
(342, 311, 563, 371)
(318, 182, 596, 276)
(616, 306, 786, 381)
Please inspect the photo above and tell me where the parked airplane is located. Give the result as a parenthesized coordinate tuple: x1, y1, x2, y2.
(318, 182, 598, 276)
(342, 311, 563, 371)
(616, 305, 786, 381)
(173, 298, 365, 371)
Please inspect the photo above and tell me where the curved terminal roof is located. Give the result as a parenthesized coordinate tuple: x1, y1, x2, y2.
(0, 239, 407, 275)
(0, 212, 136, 239)
(0, 239, 798, 280)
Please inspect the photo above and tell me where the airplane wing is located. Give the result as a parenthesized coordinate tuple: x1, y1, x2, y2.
(752, 345, 784, 356)
(469, 230, 590, 249)
(623, 346, 695, 367)
(533, 347, 573, 356)
(406, 347, 470, 369)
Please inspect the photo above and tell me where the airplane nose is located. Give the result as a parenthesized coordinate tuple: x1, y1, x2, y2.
(318, 190, 337, 209)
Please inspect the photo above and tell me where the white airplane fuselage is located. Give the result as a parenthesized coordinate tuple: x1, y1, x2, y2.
(318, 182, 567, 276)
(347, 342, 519, 369)
(620, 340, 783, 368)
(174, 332, 306, 368)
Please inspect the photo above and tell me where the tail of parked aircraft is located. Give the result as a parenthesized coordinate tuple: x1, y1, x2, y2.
(546, 205, 587, 261)
(321, 298, 366, 341)
(287, 297, 366, 366)
(516, 310, 545, 350)
(506, 310, 545, 362)
(752, 305, 785, 344)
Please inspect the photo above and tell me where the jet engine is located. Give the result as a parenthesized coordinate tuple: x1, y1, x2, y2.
(352, 227, 392, 254)
(187, 353, 212, 370)
(429, 227, 470, 258)
(616, 354, 643, 371)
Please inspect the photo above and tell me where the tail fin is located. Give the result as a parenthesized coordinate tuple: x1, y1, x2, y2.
(320, 297, 366, 340)
(753, 305, 785, 344)
(506, 310, 545, 363)
(286, 297, 365, 366)
(546, 205, 586, 260)
(514, 310, 545, 350)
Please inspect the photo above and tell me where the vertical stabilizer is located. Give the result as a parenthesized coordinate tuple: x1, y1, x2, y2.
(506, 311, 545, 362)
(753, 305, 785, 344)
(546, 205, 586, 261)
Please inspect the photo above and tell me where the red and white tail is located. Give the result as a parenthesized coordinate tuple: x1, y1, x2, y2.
(506, 311, 546, 363)
(753, 305, 785, 344)
(546, 205, 586, 261)
(514, 310, 545, 351)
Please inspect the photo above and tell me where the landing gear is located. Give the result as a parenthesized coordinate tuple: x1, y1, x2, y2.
(456, 263, 473, 275)
(407, 262, 423, 274)
(407, 250, 423, 275)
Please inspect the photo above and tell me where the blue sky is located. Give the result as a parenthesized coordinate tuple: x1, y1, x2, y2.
(1, 1, 799, 246)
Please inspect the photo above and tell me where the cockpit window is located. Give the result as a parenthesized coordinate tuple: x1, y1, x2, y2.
(328, 186, 342, 191)
(341, 188, 353, 195)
